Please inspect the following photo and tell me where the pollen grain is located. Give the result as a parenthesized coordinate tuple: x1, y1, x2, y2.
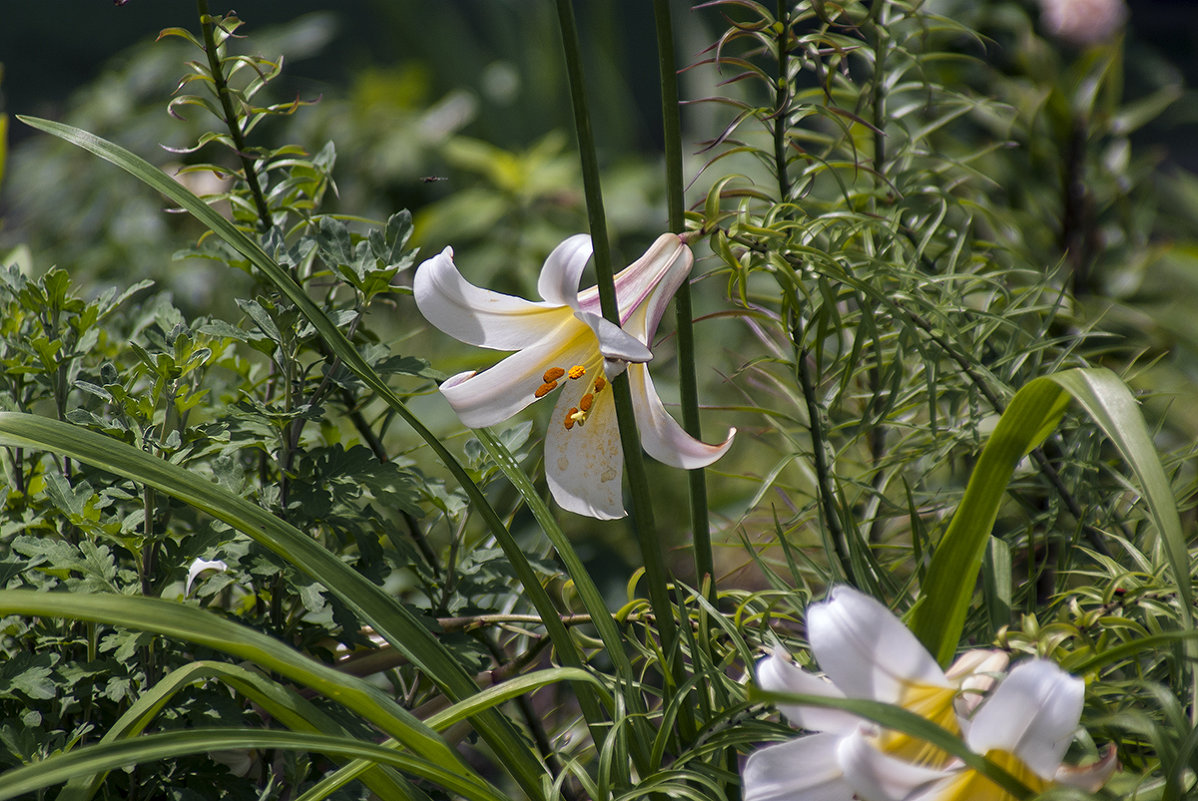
(567, 365, 586, 380)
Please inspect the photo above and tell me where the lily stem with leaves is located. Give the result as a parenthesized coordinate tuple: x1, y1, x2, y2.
(196, 0, 272, 230)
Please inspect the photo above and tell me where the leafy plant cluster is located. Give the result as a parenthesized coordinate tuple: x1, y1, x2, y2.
(0, 1, 1195, 800)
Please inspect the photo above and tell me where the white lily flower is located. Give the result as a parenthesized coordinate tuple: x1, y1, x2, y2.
(185, 557, 228, 597)
(743, 586, 1009, 801)
(414, 233, 734, 519)
(840, 659, 1117, 801)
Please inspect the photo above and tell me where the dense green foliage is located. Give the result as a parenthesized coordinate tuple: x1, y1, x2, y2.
(0, 1, 1195, 800)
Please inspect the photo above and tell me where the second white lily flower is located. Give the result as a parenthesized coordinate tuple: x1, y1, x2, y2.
(414, 233, 734, 519)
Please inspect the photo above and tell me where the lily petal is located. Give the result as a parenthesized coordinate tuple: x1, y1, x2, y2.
(623, 237, 694, 344)
(627, 362, 735, 469)
(578, 311, 653, 364)
(947, 649, 1009, 719)
(543, 374, 625, 519)
(440, 324, 597, 428)
(575, 234, 690, 324)
(185, 558, 228, 597)
(536, 234, 594, 308)
(966, 659, 1083, 779)
(838, 727, 951, 801)
(756, 653, 858, 734)
(742, 733, 857, 801)
(415, 247, 569, 349)
(808, 586, 949, 703)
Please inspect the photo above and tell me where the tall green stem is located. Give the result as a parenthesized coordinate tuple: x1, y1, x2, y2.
(652, 0, 716, 600)
(196, 0, 272, 230)
(552, 0, 693, 742)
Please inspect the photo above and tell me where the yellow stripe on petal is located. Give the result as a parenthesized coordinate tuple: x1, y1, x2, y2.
(874, 681, 960, 767)
(933, 750, 1047, 801)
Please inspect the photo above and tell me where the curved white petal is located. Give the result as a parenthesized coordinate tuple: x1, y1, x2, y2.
(576, 234, 690, 324)
(808, 586, 949, 703)
(577, 311, 653, 363)
(543, 376, 625, 519)
(966, 659, 1083, 779)
(627, 363, 735, 468)
(838, 728, 951, 801)
(756, 654, 858, 734)
(742, 733, 856, 801)
(415, 247, 569, 349)
(185, 558, 228, 596)
(439, 325, 595, 428)
(537, 234, 594, 308)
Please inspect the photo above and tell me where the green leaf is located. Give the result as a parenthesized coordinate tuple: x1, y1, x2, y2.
(55, 660, 412, 801)
(0, 411, 538, 796)
(0, 729, 510, 801)
(0, 591, 465, 770)
(910, 368, 1192, 672)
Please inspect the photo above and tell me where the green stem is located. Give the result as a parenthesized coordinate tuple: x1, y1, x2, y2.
(773, 0, 792, 202)
(652, 0, 716, 600)
(196, 0, 273, 230)
(790, 309, 852, 581)
(553, 0, 693, 744)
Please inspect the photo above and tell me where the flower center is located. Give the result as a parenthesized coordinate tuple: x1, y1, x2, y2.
(935, 749, 1047, 801)
(563, 374, 607, 430)
(530, 363, 609, 429)
(872, 681, 960, 768)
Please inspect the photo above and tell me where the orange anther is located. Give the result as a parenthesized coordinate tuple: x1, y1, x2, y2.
(593, 376, 606, 392)
(543, 367, 566, 383)
(534, 381, 557, 398)
(564, 407, 579, 430)
(579, 393, 594, 412)
(567, 365, 586, 380)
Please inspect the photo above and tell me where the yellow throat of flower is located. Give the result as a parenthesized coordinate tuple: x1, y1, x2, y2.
(935, 749, 1047, 801)
(872, 681, 961, 768)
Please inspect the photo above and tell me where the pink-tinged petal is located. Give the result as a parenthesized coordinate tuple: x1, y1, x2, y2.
(838, 728, 951, 801)
(415, 247, 569, 350)
(756, 653, 858, 734)
(808, 586, 949, 703)
(576, 234, 690, 323)
(742, 733, 856, 801)
(537, 234, 594, 308)
(439, 325, 596, 429)
(966, 659, 1083, 779)
(1053, 744, 1118, 792)
(577, 311, 653, 363)
(543, 375, 625, 519)
(947, 649, 1009, 719)
(623, 240, 694, 344)
(627, 363, 735, 469)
